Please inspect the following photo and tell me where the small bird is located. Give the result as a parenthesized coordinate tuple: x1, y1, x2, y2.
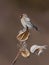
(20, 14, 38, 31)
(30, 45, 47, 55)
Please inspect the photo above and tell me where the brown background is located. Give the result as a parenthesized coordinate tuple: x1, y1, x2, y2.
(0, 0, 49, 65)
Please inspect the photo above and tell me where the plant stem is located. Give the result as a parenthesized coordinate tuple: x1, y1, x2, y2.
(11, 50, 21, 65)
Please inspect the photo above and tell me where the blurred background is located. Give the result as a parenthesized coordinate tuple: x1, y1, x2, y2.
(0, 0, 49, 65)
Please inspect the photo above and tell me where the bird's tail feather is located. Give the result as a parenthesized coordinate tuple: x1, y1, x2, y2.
(33, 24, 38, 31)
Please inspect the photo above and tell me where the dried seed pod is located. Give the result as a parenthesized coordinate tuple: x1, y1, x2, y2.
(16, 27, 30, 42)
(30, 45, 47, 55)
(20, 48, 30, 58)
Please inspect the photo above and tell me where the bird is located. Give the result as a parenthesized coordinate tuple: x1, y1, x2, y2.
(20, 14, 38, 31)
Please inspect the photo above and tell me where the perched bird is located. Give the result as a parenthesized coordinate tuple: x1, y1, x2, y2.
(16, 27, 30, 42)
(20, 14, 38, 31)
(30, 45, 47, 55)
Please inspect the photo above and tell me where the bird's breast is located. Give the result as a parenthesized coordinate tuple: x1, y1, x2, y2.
(21, 18, 26, 28)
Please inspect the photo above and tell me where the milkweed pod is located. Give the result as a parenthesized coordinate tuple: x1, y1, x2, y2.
(20, 48, 30, 58)
(16, 28, 30, 42)
(30, 45, 47, 56)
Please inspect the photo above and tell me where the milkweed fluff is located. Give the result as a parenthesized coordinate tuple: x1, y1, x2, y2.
(30, 45, 47, 56)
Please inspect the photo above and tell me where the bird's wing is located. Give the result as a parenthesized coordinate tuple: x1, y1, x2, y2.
(25, 17, 33, 29)
(25, 17, 38, 31)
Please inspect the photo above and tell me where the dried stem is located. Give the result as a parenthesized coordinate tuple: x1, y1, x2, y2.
(11, 42, 26, 65)
(11, 50, 21, 65)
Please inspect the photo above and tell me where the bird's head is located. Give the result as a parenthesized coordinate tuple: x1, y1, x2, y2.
(20, 13, 28, 19)
(19, 14, 22, 20)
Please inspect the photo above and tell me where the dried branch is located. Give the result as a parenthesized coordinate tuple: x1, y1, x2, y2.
(11, 50, 21, 65)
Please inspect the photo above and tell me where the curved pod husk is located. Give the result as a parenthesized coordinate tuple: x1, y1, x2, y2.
(16, 27, 30, 42)
(20, 48, 30, 58)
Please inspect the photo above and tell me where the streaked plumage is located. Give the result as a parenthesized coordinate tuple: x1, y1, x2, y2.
(16, 27, 30, 42)
(21, 14, 38, 31)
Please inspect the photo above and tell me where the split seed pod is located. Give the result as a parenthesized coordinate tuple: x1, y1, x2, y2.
(30, 45, 47, 55)
(16, 27, 30, 42)
(20, 48, 30, 58)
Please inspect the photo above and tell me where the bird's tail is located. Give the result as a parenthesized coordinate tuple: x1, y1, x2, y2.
(33, 24, 38, 31)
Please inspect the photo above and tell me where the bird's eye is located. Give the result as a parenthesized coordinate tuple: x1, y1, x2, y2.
(20, 14, 23, 18)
